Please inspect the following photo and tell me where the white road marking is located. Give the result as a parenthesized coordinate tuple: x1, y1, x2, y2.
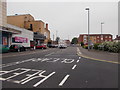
(5, 68, 31, 80)
(72, 65, 77, 70)
(45, 52, 55, 56)
(21, 70, 42, 84)
(59, 75, 70, 86)
(77, 60, 79, 63)
(61, 59, 74, 64)
(0, 58, 34, 68)
(33, 72, 55, 87)
(79, 57, 81, 59)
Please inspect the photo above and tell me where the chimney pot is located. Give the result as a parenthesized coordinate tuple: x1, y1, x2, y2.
(46, 23, 48, 30)
(116, 35, 118, 38)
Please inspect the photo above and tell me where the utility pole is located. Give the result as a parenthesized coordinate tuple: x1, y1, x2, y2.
(53, 34, 54, 44)
(101, 22, 104, 43)
(85, 7, 90, 51)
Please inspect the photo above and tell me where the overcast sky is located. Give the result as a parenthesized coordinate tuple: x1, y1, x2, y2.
(7, 0, 119, 41)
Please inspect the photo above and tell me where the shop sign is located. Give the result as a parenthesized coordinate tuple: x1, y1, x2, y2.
(15, 37, 28, 43)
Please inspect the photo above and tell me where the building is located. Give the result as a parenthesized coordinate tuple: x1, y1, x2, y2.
(64, 40, 71, 46)
(7, 14, 51, 45)
(114, 35, 120, 42)
(78, 34, 113, 45)
(11, 24, 33, 48)
(0, 0, 7, 27)
(0, 0, 22, 48)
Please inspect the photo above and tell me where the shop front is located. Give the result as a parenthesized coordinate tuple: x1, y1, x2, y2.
(0, 25, 21, 48)
(34, 32, 46, 45)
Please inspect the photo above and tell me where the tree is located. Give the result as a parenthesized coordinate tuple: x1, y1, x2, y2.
(71, 37, 78, 44)
(56, 37, 60, 44)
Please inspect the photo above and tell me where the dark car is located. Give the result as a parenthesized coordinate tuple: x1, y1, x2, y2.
(36, 44, 47, 49)
(9, 44, 26, 52)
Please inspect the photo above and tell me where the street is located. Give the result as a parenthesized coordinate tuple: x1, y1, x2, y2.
(1, 46, 118, 88)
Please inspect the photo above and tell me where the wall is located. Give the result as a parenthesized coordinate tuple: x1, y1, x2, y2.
(25, 20, 45, 33)
(7, 14, 34, 28)
(0, 0, 7, 27)
(44, 28, 50, 43)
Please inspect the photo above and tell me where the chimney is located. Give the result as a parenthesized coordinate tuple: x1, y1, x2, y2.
(46, 23, 48, 30)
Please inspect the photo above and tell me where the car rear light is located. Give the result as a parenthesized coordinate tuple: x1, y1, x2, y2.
(15, 46, 18, 49)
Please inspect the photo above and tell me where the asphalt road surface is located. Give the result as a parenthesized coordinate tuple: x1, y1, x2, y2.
(1, 46, 118, 88)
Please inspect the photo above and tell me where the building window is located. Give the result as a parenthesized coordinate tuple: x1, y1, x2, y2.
(97, 36, 99, 38)
(105, 36, 108, 38)
(109, 36, 111, 38)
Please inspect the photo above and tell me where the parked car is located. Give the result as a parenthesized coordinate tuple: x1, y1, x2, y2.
(36, 44, 47, 49)
(0, 45, 9, 53)
(58, 44, 67, 49)
(9, 44, 26, 52)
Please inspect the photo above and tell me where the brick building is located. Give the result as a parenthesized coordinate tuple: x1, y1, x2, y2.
(78, 34, 113, 45)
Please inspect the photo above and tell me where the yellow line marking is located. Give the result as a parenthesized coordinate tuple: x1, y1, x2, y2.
(77, 53, 120, 64)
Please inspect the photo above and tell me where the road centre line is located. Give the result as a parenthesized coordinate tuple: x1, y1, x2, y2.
(72, 65, 77, 70)
(79, 57, 81, 59)
(77, 60, 79, 63)
(59, 75, 70, 86)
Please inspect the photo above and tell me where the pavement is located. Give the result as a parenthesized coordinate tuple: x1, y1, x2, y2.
(0, 46, 118, 88)
(77, 46, 119, 64)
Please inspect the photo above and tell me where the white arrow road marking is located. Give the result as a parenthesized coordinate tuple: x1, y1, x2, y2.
(59, 75, 70, 86)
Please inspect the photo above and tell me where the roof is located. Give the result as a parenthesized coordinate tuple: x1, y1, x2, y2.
(7, 14, 31, 17)
(79, 34, 112, 36)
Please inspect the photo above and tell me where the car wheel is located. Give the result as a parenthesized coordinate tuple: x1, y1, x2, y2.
(17, 49, 20, 52)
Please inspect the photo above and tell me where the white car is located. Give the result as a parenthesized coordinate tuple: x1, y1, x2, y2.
(58, 44, 67, 49)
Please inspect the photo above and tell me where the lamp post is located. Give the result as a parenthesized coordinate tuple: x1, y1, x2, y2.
(85, 8, 90, 51)
(101, 22, 104, 43)
(53, 34, 54, 44)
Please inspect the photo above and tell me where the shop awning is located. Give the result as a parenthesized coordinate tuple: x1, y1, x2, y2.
(0, 24, 22, 34)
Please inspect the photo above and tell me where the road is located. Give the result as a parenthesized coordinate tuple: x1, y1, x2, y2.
(0, 46, 118, 88)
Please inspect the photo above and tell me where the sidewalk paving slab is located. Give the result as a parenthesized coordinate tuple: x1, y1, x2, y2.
(78, 46, 119, 64)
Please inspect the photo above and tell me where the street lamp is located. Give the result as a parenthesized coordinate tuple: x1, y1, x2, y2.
(85, 8, 90, 51)
(53, 34, 54, 44)
(101, 22, 104, 43)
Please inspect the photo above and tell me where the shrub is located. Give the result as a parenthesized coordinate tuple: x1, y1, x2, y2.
(83, 45, 88, 49)
(100, 41, 120, 53)
(80, 42, 84, 46)
(93, 43, 100, 50)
